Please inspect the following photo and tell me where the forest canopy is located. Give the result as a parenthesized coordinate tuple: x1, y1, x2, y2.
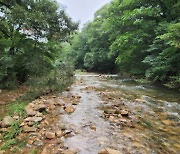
(0, 0, 78, 89)
(68, 0, 180, 89)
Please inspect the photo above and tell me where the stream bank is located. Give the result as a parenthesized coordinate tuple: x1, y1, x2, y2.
(0, 73, 179, 154)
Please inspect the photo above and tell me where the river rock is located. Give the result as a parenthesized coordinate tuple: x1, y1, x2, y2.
(35, 112, 43, 117)
(45, 132, 56, 139)
(98, 149, 108, 154)
(105, 148, 122, 154)
(27, 122, 34, 126)
(161, 120, 173, 125)
(62, 149, 78, 154)
(90, 124, 96, 131)
(33, 140, 44, 146)
(49, 104, 56, 110)
(118, 114, 122, 118)
(26, 109, 37, 117)
(36, 104, 46, 112)
(120, 110, 129, 116)
(56, 130, 63, 137)
(109, 116, 115, 122)
(1, 116, 15, 127)
(135, 98, 145, 103)
(104, 109, 115, 114)
(23, 126, 37, 132)
(24, 117, 43, 122)
(65, 105, 75, 114)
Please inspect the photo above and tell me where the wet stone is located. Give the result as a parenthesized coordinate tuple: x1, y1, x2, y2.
(65, 105, 75, 114)
(90, 124, 96, 131)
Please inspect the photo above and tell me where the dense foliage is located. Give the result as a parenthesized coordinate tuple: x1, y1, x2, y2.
(0, 0, 78, 90)
(69, 0, 180, 89)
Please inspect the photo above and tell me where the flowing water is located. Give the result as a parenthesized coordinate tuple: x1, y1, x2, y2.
(62, 74, 180, 154)
(0, 74, 179, 153)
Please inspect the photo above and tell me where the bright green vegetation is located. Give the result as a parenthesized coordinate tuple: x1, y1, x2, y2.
(0, 0, 77, 150)
(1, 120, 25, 151)
(0, 0, 77, 90)
(3, 121, 21, 140)
(8, 101, 28, 117)
(67, 0, 180, 89)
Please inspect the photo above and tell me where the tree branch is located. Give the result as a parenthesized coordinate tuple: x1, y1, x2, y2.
(0, 1, 11, 8)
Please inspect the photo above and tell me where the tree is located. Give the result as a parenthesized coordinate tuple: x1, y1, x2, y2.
(0, 0, 78, 88)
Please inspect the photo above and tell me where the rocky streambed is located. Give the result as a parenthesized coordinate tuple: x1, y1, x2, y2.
(0, 73, 179, 154)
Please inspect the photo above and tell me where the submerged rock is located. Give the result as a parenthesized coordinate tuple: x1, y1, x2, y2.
(1, 116, 15, 127)
(65, 105, 75, 114)
(90, 124, 96, 131)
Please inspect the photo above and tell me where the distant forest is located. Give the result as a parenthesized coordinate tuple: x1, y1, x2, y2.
(66, 0, 180, 89)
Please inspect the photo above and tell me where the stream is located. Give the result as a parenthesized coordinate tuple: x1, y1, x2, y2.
(62, 74, 180, 154)
(0, 74, 179, 154)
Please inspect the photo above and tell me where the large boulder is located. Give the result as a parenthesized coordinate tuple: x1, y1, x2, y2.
(1, 116, 15, 127)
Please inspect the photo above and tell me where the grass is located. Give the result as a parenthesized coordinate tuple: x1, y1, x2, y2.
(0, 139, 18, 150)
(0, 139, 26, 151)
(1, 68, 74, 152)
(8, 101, 28, 117)
(3, 121, 21, 140)
(30, 148, 38, 154)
